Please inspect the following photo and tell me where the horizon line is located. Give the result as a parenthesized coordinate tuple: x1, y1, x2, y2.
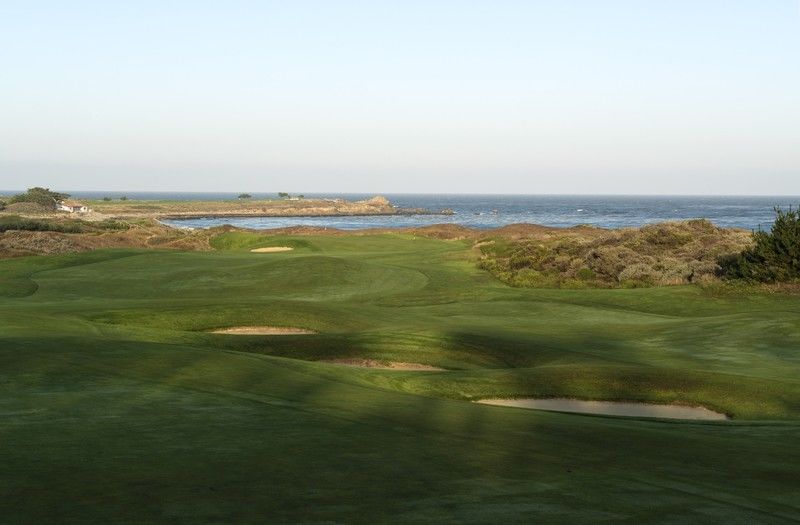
(2, 190, 800, 199)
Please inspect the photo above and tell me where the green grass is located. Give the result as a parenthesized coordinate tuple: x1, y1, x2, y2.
(2, 234, 800, 522)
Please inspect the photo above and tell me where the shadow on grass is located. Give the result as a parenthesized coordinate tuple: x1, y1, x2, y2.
(3, 333, 800, 522)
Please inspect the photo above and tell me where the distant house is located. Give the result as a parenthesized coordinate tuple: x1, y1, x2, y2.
(57, 200, 90, 213)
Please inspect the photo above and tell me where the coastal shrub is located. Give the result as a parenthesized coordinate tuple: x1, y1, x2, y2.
(618, 263, 656, 284)
(9, 187, 69, 209)
(92, 220, 130, 231)
(478, 220, 751, 288)
(0, 200, 6, 211)
(0, 216, 84, 233)
(0, 216, 127, 234)
(720, 207, 800, 282)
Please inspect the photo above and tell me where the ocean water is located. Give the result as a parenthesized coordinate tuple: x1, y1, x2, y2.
(9, 191, 797, 231)
(159, 194, 797, 231)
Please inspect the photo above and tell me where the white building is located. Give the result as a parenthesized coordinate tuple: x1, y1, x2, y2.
(57, 201, 90, 213)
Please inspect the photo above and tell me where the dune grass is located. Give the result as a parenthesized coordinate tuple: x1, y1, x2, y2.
(1, 233, 800, 522)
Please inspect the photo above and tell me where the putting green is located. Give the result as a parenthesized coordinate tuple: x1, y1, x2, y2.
(2, 233, 799, 522)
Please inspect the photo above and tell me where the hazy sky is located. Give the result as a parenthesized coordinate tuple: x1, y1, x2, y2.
(1, 1, 799, 194)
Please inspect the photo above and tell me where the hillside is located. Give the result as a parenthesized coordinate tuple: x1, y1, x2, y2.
(1, 232, 799, 522)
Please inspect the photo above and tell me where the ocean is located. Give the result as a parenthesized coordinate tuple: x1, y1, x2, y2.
(11, 191, 799, 231)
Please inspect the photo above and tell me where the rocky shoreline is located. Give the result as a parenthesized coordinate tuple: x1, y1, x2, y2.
(81, 195, 454, 220)
(158, 208, 452, 220)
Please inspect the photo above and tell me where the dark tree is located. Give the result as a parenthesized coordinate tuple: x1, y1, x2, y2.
(238, 193, 252, 199)
(120, 196, 128, 201)
(278, 192, 290, 199)
(9, 187, 70, 209)
(720, 206, 800, 282)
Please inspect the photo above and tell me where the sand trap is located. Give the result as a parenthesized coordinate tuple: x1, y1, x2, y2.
(250, 247, 293, 253)
(476, 398, 728, 421)
(211, 326, 315, 335)
(321, 359, 444, 371)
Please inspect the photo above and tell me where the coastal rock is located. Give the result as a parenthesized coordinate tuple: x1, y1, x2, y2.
(357, 196, 392, 208)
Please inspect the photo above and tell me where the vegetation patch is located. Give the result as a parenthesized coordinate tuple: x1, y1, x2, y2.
(0, 215, 85, 233)
(477, 220, 751, 288)
(0, 216, 129, 235)
(7, 187, 69, 209)
(720, 207, 800, 283)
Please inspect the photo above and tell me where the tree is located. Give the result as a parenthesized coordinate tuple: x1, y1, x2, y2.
(120, 196, 128, 201)
(103, 197, 112, 201)
(720, 206, 800, 282)
(298, 194, 305, 199)
(9, 187, 70, 209)
(238, 193, 252, 199)
(278, 192, 290, 199)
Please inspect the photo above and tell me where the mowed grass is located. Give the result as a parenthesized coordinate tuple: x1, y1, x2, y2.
(1, 232, 800, 523)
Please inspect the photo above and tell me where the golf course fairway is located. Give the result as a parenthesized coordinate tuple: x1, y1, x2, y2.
(2, 232, 799, 522)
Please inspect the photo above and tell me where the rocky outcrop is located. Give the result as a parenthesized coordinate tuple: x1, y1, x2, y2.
(154, 196, 438, 219)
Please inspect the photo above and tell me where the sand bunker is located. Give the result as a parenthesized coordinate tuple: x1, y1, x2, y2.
(321, 359, 444, 371)
(250, 247, 293, 253)
(212, 326, 315, 335)
(476, 398, 728, 421)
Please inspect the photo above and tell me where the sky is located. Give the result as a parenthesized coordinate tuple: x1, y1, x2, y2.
(1, 1, 799, 194)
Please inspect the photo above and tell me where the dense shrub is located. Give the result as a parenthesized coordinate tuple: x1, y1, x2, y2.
(92, 220, 130, 231)
(0, 216, 84, 233)
(478, 220, 751, 288)
(0, 200, 6, 211)
(0, 216, 128, 235)
(720, 207, 800, 282)
(9, 187, 69, 209)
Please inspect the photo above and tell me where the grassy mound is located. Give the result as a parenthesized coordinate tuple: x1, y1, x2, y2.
(4, 201, 53, 214)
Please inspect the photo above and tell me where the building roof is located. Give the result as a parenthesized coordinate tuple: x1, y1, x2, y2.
(61, 201, 86, 207)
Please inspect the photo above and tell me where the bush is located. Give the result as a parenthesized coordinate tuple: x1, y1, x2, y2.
(0, 200, 6, 211)
(9, 187, 69, 209)
(477, 220, 751, 288)
(720, 207, 800, 282)
(92, 220, 129, 231)
(0, 216, 84, 233)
